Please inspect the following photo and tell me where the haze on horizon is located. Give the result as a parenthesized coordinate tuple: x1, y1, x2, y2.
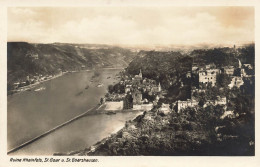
(8, 6, 254, 47)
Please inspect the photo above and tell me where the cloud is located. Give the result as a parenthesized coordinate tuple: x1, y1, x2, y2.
(7, 7, 254, 46)
(10, 8, 36, 16)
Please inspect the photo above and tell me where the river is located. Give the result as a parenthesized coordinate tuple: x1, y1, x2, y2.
(7, 69, 141, 155)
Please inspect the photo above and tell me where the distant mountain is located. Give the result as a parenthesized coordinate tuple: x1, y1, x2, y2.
(7, 42, 138, 85)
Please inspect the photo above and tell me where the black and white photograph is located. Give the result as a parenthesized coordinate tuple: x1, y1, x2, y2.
(1, 0, 260, 166)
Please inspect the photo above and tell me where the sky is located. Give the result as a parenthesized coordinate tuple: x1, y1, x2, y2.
(7, 6, 254, 46)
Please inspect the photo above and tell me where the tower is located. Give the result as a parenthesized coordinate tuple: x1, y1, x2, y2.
(233, 44, 238, 57)
(158, 82, 161, 92)
(139, 69, 142, 78)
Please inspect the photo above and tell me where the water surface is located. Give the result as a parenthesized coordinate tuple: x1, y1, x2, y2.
(7, 69, 140, 155)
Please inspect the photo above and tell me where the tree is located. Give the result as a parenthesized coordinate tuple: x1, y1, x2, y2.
(108, 85, 114, 94)
(216, 73, 231, 88)
(100, 98, 104, 104)
(26, 80, 30, 86)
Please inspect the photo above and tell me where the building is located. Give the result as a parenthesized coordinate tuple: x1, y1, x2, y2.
(133, 103, 153, 111)
(206, 63, 216, 69)
(123, 93, 133, 109)
(199, 69, 220, 86)
(244, 64, 253, 70)
(207, 69, 221, 74)
(132, 90, 142, 105)
(223, 66, 234, 75)
(104, 101, 123, 111)
(105, 93, 126, 101)
(192, 66, 199, 74)
(186, 71, 191, 78)
(133, 104, 142, 110)
(13, 82, 19, 89)
(151, 82, 161, 93)
(228, 76, 244, 89)
(177, 99, 199, 113)
(204, 97, 227, 109)
(26, 52, 39, 60)
(221, 110, 236, 119)
(141, 104, 153, 111)
(125, 85, 131, 93)
(240, 68, 246, 77)
(215, 96, 227, 106)
(159, 103, 171, 115)
(32, 54, 39, 59)
(133, 69, 143, 82)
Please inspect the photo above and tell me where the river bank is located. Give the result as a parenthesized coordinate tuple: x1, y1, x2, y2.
(72, 107, 254, 156)
(53, 110, 144, 156)
(8, 67, 124, 96)
(63, 107, 211, 156)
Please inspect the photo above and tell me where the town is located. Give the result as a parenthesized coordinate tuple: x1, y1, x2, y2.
(8, 68, 82, 94)
(100, 53, 254, 120)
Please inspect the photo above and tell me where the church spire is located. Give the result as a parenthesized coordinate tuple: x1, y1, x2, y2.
(139, 69, 142, 78)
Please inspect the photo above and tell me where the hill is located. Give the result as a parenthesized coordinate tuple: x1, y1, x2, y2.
(126, 51, 192, 87)
(7, 42, 137, 86)
(125, 44, 254, 102)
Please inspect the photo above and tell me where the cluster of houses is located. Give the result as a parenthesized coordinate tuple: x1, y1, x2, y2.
(12, 69, 64, 90)
(13, 75, 52, 89)
(176, 96, 227, 113)
(102, 56, 254, 117)
(176, 59, 254, 113)
(194, 60, 253, 89)
(102, 69, 164, 111)
(26, 51, 39, 60)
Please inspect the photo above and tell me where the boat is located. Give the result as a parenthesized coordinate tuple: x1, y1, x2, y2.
(97, 83, 104, 87)
(107, 76, 111, 79)
(34, 87, 45, 92)
(75, 91, 83, 96)
(85, 85, 89, 89)
(106, 111, 116, 115)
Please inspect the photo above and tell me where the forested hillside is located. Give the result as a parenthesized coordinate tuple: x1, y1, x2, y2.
(7, 42, 137, 85)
